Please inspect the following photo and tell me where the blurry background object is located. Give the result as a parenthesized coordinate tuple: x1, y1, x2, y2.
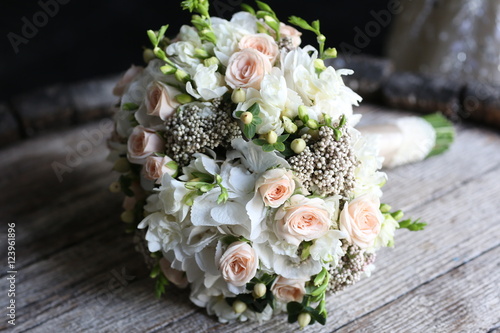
(386, 0, 500, 85)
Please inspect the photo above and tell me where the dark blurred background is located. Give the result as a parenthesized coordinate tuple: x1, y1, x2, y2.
(0, 0, 392, 101)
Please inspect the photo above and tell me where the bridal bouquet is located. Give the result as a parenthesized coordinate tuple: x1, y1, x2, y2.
(108, 0, 452, 328)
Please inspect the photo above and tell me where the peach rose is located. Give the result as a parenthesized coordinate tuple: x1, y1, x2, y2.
(145, 81, 181, 120)
(238, 33, 280, 64)
(219, 241, 258, 287)
(127, 126, 165, 164)
(274, 195, 331, 246)
(113, 65, 144, 96)
(256, 169, 295, 208)
(339, 194, 383, 249)
(143, 156, 177, 183)
(278, 23, 302, 48)
(225, 48, 272, 90)
(271, 276, 306, 303)
(159, 258, 188, 288)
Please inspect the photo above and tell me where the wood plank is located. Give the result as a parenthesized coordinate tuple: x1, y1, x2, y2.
(2, 106, 499, 332)
(335, 245, 500, 333)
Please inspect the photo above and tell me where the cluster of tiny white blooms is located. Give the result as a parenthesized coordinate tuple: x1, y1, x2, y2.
(163, 99, 242, 166)
(289, 125, 358, 199)
(327, 240, 376, 293)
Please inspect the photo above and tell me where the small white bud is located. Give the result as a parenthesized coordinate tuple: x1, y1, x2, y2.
(298, 312, 311, 329)
(109, 181, 121, 193)
(253, 283, 266, 298)
(120, 210, 134, 223)
(240, 111, 253, 125)
(291, 138, 306, 154)
(231, 88, 246, 103)
(233, 300, 247, 314)
(266, 131, 278, 144)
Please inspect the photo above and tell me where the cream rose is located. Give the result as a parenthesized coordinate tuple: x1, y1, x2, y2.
(127, 126, 165, 164)
(145, 81, 181, 120)
(271, 276, 306, 303)
(238, 33, 280, 64)
(256, 169, 295, 208)
(113, 65, 143, 97)
(274, 195, 331, 246)
(278, 23, 302, 48)
(143, 156, 177, 183)
(339, 194, 383, 249)
(159, 258, 188, 288)
(219, 241, 258, 287)
(225, 48, 272, 90)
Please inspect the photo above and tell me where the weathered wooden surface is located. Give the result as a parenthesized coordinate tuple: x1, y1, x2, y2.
(0, 105, 499, 333)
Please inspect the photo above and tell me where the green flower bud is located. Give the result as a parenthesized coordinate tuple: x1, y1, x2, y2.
(298, 312, 311, 329)
(282, 116, 298, 134)
(194, 48, 210, 59)
(391, 210, 404, 221)
(240, 111, 253, 125)
(317, 34, 326, 43)
(175, 93, 193, 104)
(120, 210, 134, 223)
(264, 15, 280, 32)
(324, 47, 338, 58)
(203, 56, 220, 67)
(160, 64, 177, 75)
(306, 119, 319, 130)
(253, 283, 266, 298)
(175, 69, 190, 83)
(314, 58, 326, 72)
(233, 300, 247, 314)
(109, 181, 121, 193)
(143, 49, 156, 64)
(291, 138, 306, 154)
(113, 158, 130, 173)
(298, 105, 309, 122)
(380, 203, 392, 213)
(266, 131, 278, 144)
(231, 88, 246, 103)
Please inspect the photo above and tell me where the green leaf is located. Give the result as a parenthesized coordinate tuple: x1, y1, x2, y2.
(287, 301, 304, 315)
(147, 30, 158, 46)
(150, 264, 161, 278)
(311, 20, 320, 32)
(122, 102, 139, 111)
(252, 117, 262, 125)
(247, 102, 261, 116)
(262, 144, 275, 152)
(398, 218, 427, 231)
(235, 110, 244, 117)
(255, 1, 275, 16)
(273, 142, 285, 151)
(252, 139, 268, 146)
(190, 171, 213, 182)
(277, 134, 289, 143)
(241, 3, 255, 15)
(288, 16, 316, 33)
(157, 25, 169, 42)
(243, 124, 256, 139)
(221, 235, 240, 245)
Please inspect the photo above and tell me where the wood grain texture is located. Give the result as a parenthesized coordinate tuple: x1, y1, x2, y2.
(1, 105, 499, 332)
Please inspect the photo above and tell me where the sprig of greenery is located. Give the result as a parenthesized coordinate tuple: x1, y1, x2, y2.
(287, 268, 330, 327)
(182, 172, 228, 205)
(235, 103, 263, 139)
(181, 0, 217, 43)
(226, 273, 277, 313)
(243, 1, 281, 41)
(150, 262, 170, 298)
(288, 16, 336, 59)
(253, 134, 289, 152)
(398, 218, 427, 231)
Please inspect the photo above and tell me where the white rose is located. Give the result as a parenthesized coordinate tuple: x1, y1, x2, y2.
(218, 241, 258, 287)
(274, 194, 332, 247)
(271, 276, 307, 303)
(256, 168, 296, 208)
(186, 64, 228, 101)
(339, 194, 384, 249)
